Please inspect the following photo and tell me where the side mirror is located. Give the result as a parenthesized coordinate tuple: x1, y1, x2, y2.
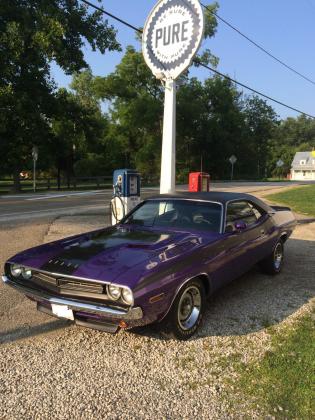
(235, 221, 247, 232)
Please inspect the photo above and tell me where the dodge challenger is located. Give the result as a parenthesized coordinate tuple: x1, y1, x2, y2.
(2, 192, 297, 340)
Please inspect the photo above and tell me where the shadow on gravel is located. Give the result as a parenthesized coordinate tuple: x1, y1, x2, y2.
(131, 237, 315, 341)
(0, 319, 70, 345)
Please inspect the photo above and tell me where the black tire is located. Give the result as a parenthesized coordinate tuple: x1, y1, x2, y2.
(161, 278, 206, 340)
(259, 239, 284, 275)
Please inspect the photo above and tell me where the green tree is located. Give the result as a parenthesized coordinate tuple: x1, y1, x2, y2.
(243, 96, 279, 179)
(70, 69, 100, 110)
(0, 0, 120, 191)
(267, 115, 315, 178)
(50, 88, 108, 188)
(177, 76, 246, 180)
(94, 45, 165, 179)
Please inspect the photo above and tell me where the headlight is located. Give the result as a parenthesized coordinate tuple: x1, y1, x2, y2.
(107, 285, 121, 301)
(122, 288, 133, 305)
(10, 265, 32, 279)
(22, 268, 32, 279)
(10, 264, 22, 278)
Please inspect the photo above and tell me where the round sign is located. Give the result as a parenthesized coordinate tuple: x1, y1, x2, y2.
(32, 146, 38, 161)
(143, 0, 204, 80)
(229, 155, 237, 165)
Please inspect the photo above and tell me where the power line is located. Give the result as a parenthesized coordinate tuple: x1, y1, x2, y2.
(81, 0, 142, 33)
(79, 0, 315, 118)
(200, 2, 315, 87)
(195, 61, 315, 118)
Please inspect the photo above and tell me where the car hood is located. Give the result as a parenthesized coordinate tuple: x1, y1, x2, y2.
(8, 225, 221, 289)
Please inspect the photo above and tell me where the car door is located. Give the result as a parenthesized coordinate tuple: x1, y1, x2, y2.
(211, 200, 268, 289)
(209, 200, 257, 289)
(245, 200, 277, 262)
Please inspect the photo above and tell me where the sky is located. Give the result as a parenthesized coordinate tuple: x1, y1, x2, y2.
(52, 0, 315, 120)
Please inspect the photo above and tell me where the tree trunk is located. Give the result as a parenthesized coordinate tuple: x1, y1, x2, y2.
(12, 168, 21, 193)
(57, 165, 61, 190)
(66, 157, 71, 189)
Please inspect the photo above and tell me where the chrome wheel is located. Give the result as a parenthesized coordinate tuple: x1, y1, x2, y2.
(177, 286, 201, 331)
(274, 242, 283, 270)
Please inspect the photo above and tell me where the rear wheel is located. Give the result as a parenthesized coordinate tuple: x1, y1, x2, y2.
(161, 279, 206, 340)
(259, 240, 284, 275)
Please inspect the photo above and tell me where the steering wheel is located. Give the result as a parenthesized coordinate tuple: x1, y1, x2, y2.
(193, 214, 212, 225)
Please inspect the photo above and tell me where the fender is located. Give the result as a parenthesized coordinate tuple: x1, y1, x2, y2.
(158, 272, 212, 322)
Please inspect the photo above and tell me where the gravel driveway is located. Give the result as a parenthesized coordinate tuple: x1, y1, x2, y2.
(0, 215, 314, 419)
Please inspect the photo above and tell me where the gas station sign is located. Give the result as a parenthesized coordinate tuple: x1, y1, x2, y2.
(143, 0, 204, 80)
(143, 0, 204, 194)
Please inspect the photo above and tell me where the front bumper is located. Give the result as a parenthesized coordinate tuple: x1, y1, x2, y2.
(2, 275, 143, 321)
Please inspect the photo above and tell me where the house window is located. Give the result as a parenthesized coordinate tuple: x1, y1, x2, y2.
(300, 160, 306, 165)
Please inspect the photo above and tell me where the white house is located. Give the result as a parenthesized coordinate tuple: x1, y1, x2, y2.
(291, 151, 315, 181)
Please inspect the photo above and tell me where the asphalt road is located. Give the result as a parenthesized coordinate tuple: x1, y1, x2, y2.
(0, 181, 313, 223)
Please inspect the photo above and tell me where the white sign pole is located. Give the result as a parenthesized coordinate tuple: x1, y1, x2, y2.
(160, 79, 176, 194)
(229, 155, 237, 181)
(32, 146, 38, 193)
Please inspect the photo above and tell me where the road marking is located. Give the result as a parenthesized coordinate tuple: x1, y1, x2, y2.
(0, 204, 109, 219)
(0, 190, 110, 200)
(0, 194, 47, 199)
(26, 190, 109, 201)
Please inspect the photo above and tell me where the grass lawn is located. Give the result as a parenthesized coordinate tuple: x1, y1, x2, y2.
(266, 185, 315, 217)
(234, 308, 315, 418)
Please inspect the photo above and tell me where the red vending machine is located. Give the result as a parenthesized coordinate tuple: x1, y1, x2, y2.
(189, 172, 210, 192)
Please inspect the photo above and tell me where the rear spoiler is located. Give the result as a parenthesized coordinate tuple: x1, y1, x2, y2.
(270, 205, 292, 212)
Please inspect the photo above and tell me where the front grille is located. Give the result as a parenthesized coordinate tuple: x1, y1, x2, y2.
(57, 278, 104, 294)
(30, 272, 108, 301)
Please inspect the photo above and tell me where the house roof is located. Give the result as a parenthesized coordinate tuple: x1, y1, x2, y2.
(292, 151, 315, 170)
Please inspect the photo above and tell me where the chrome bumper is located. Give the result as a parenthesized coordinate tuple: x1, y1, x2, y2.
(2, 275, 143, 321)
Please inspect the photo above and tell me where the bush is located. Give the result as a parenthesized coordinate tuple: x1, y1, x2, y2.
(74, 154, 109, 177)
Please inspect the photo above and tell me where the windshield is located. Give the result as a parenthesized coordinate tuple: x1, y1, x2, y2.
(123, 200, 222, 233)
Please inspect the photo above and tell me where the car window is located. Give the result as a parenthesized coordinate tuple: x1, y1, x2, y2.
(124, 200, 222, 233)
(225, 201, 263, 232)
(250, 202, 264, 220)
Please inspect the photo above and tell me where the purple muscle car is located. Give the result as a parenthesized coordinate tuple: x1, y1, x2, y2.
(2, 192, 296, 340)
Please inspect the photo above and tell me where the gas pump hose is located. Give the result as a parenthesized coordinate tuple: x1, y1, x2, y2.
(110, 193, 126, 225)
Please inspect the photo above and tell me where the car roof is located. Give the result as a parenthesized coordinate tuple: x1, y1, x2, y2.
(147, 192, 272, 211)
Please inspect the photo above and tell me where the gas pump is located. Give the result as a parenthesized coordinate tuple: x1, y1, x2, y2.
(111, 169, 141, 225)
(189, 172, 210, 192)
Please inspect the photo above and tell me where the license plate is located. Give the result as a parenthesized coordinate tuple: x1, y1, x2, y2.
(51, 304, 74, 320)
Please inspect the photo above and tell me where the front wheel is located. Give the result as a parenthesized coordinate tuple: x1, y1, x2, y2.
(259, 240, 284, 275)
(161, 279, 206, 340)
